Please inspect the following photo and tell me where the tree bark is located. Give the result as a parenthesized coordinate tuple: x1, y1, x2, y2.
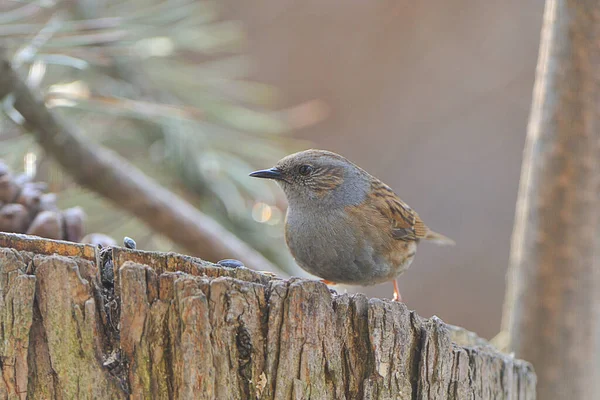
(0, 232, 534, 399)
(501, 1, 600, 399)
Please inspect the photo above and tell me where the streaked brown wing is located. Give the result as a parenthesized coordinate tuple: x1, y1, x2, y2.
(368, 178, 430, 241)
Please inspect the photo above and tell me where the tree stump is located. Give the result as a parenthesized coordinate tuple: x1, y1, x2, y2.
(0, 232, 535, 399)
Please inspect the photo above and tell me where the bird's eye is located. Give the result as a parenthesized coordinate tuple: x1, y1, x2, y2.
(298, 164, 313, 176)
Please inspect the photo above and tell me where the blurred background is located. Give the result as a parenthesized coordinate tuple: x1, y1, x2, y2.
(0, 0, 545, 339)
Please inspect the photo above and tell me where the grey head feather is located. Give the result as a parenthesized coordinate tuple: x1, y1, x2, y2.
(275, 150, 370, 211)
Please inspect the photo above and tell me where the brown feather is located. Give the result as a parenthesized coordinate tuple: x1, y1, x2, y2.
(367, 178, 453, 244)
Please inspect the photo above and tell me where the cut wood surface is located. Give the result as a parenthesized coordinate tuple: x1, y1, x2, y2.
(0, 232, 535, 399)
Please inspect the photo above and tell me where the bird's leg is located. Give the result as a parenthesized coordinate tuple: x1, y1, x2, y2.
(320, 279, 336, 285)
(392, 279, 402, 302)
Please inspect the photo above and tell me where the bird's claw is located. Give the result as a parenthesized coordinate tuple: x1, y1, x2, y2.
(392, 279, 403, 302)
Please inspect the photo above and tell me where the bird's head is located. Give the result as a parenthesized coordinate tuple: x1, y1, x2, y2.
(249, 149, 369, 208)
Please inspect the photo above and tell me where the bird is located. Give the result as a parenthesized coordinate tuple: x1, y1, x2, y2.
(249, 149, 454, 302)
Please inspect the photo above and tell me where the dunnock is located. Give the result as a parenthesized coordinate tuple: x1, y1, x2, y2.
(250, 149, 453, 301)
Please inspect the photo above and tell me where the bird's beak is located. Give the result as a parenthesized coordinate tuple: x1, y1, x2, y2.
(249, 167, 284, 181)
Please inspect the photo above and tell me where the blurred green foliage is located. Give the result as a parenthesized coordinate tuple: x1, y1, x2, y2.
(0, 0, 319, 273)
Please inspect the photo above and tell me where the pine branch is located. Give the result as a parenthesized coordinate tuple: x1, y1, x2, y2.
(0, 48, 280, 274)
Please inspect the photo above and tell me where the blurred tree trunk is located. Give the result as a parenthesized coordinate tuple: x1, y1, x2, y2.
(502, 0, 600, 399)
(0, 232, 535, 399)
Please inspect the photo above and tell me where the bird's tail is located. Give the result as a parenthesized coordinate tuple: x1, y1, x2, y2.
(424, 230, 455, 246)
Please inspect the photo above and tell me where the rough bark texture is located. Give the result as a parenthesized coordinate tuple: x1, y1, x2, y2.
(501, 1, 600, 399)
(0, 232, 535, 399)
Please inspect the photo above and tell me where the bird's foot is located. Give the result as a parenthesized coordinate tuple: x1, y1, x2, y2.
(320, 279, 336, 286)
(392, 279, 403, 302)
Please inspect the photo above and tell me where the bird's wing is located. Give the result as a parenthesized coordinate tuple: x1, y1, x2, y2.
(367, 178, 455, 245)
(368, 179, 431, 241)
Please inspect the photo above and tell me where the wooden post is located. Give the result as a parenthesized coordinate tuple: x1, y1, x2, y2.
(502, 1, 600, 399)
(0, 232, 534, 399)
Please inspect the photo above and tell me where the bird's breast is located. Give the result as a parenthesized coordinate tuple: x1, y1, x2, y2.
(284, 206, 416, 285)
(284, 208, 350, 264)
